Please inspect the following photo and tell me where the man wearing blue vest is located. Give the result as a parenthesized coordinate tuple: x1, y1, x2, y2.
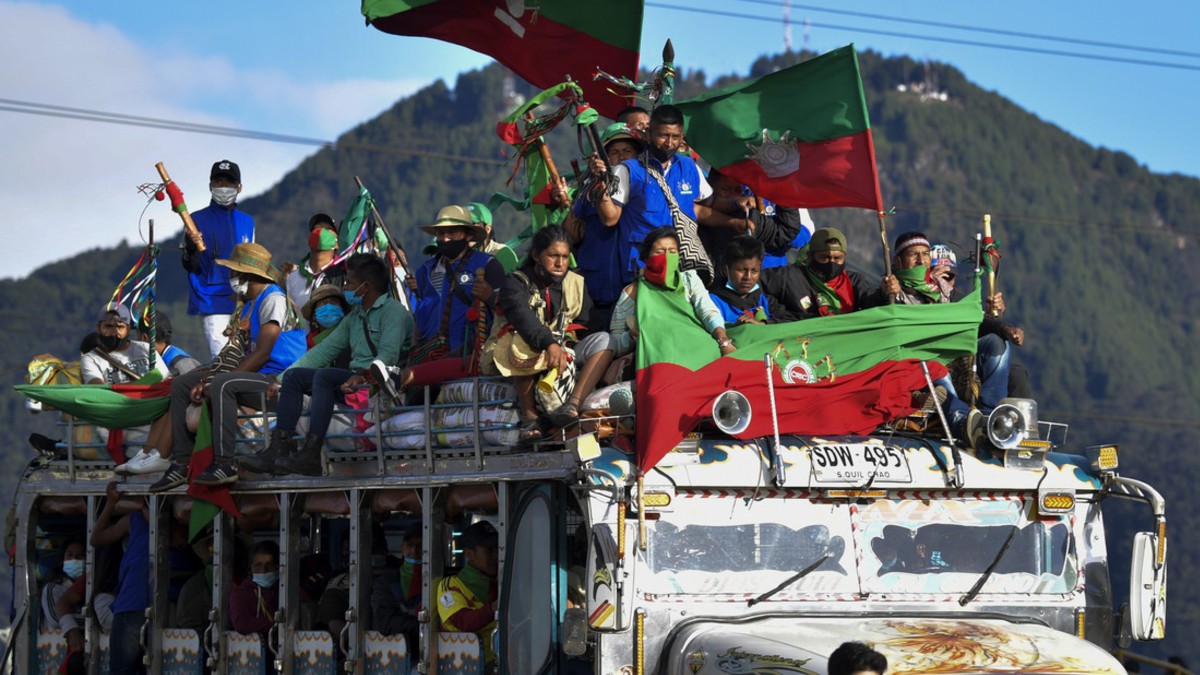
(589, 105, 745, 286)
(182, 159, 255, 359)
(152, 243, 307, 490)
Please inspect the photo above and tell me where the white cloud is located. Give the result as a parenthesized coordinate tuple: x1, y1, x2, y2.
(0, 1, 428, 280)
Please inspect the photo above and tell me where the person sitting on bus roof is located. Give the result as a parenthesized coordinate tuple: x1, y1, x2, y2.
(134, 311, 202, 378)
(610, 227, 734, 360)
(437, 521, 499, 665)
(90, 482, 151, 674)
(708, 235, 773, 326)
(881, 232, 1027, 446)
(828, 641, 888, 675)
(150, 243, 307, 491)
(468, 201, 517, 272)
(489, 225, 615, 438)
(700, 169, 813, 272)
(372, 522, 423, 650)
(231, 540, 284, 636)
(760, 227, 889, 320)
(299, 283, 352, 361)
(284, 212, 347, 312)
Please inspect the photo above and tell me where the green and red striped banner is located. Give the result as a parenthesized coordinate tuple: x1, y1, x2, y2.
(634, 270, 982, 471)
(15, 381, 171, 428)
(363, 0, 643, 118)
(675, 45, 884, 212)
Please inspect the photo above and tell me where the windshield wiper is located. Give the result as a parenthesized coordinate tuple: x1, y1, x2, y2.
(959, 525, 1020, 606)
(747, 553, 831, 607)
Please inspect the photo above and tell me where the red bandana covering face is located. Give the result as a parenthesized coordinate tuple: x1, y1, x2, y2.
(817, 271, 856, 315)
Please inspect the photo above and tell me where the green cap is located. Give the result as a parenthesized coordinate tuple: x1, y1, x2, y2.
(808, 227, 847, 254)
(466, 202, 492, 227)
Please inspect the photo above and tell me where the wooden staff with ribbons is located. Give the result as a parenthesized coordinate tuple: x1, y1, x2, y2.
(983, 213, 999, 316)
(155, 162, 204, 252)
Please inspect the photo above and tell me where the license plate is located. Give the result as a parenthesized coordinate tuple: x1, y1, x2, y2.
(809, 443, 912, 484)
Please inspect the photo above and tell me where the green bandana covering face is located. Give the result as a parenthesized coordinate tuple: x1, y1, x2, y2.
(801, 263, 854, 315)
(896, 264, 942, 302)
(457, 559, 491, 604)
(643, 252, 682, 291)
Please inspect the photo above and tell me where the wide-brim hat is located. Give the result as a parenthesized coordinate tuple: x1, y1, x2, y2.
(490, 331, 550, 377)
(420, 205, 486, 241)
(215, 242, 276, 282)
(301, 284, 348, 323)
(600, 122, 645, 152)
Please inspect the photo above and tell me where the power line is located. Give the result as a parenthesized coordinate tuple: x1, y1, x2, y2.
(644, 2, 1200, 73)
(729, 0, 1200, 61)
(894, 204, 1196, 239)
(0, 99, 507, 166)
(1043, 410, 1200, 429)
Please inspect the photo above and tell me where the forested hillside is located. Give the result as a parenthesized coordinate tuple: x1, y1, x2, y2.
(1, 49, 1196, 661)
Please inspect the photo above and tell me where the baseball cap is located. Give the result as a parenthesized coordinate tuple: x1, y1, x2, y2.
(460, 521, 498, 550)
(308, 212, 336, 232)
(808, 227, 847, 253)
(210, 159, 241, 183)
(97, 304, 133, 325)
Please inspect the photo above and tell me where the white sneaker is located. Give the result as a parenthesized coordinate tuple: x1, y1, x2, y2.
(114, 448, 147, 476)
(121, 449, 171, 475)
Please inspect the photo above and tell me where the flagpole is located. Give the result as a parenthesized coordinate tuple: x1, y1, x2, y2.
(877, 211, 893, 303)
(353, 175, 413, 292)
(147, 219, 156, 372)
(983, 213, 998, 316)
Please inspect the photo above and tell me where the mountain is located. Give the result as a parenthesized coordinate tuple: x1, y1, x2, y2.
(1, 49, 1196, 662)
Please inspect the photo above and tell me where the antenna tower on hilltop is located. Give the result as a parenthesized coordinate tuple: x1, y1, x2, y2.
(783, 0, 792, 52)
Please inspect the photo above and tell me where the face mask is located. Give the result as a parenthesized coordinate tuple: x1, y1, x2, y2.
(62, 559, 84, 580)
(252, 571, 278, 588)
(649, 144, 677, 164)
(810, 260, 845, 282)
(308, 228, 337, 252)
(344, 287, 364, 307)
(98, 334, 125, 351)
(314, 304, 344, 328)
(211, 187, 238, 207)
(229, 276, 249, 297)
(404, 557, 420, 565)
(436, 238, 469, 260)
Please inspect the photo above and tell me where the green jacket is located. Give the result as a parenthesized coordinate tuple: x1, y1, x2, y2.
(284, 294, 412, 374)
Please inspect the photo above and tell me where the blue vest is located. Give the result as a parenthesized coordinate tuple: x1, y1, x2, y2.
(572, 200, 631, 306)
(618, 156, 705, 275)
(414, 250, 495, 354)
(163, 344, 191, 368)
(709, 288, 771, 324)
(242, 285, 307, 374)
(187, 203, 255, 315)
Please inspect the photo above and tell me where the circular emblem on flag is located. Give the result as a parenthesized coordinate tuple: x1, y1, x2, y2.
(746, 129, 801, 178)
(781, 358, 817, 384)
(459, 273, 471, 284)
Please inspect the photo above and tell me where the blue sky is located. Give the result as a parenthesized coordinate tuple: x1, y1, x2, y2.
(2, 0, 1196, 279)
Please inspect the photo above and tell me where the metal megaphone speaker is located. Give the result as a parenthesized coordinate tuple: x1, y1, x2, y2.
(712, 390, 752, 435)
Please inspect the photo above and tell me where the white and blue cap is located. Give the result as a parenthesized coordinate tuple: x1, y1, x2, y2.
(930, 244, 957, 269)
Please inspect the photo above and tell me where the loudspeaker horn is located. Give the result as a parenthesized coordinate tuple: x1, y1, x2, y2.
(712, 390, 753, 435)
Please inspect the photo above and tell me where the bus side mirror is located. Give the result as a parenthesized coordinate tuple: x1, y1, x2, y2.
(1129, 531, 1167, 640)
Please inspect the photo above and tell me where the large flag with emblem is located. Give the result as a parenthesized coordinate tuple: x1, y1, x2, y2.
(362, 0, 643, 119)
(675, 45, 883, 212)
(634, 264, 982, 471)
(15, 381, 170, 429)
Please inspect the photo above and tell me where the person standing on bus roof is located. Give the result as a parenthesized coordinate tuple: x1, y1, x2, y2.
(437, 521, 499, 665)
(90, 482, 150, 674)
(182, 160, 255, 359)
(828, 641, 888, 675)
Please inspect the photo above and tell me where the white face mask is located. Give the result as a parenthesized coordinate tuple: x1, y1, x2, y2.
(229, 276, 249, 297)
(211, 187, 238, 206)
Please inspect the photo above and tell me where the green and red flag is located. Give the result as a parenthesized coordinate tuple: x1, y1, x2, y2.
(675, 45, 883, 212)
(15, 381, 170, 429)
(362, 0, 643, 119)
(634, 272, 982, 471)
(186, 404, 241, 541)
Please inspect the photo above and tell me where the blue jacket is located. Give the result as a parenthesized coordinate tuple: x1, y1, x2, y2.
(572, 199, 631, 306)
(183, 202, 255, 316)
(414, 251, 503, 354)
(242, 286, 307, 375)
(616, 156, 706, 276)
(708, 283, 772, 325)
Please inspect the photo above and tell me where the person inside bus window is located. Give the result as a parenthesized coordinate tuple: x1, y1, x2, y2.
(41, 538, 86, 663)
(372, 522, 423, 651)
(231, 540, 285, 636)
(437, 521, 499, 665)
(316, 526, 394, 650)
(90, 482, 151, 674)
(828, 641, 888, 675)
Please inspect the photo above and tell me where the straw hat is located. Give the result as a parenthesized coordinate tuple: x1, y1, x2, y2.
(490, 332, 550, 377)
(215, 242, 276, 282)
(300, 284, 348, 323)
(420, 205, 486, 241)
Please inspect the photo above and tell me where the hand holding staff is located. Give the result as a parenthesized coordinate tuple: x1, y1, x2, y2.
(155, 162, 204, 252)
(984, 214, 998, 316)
